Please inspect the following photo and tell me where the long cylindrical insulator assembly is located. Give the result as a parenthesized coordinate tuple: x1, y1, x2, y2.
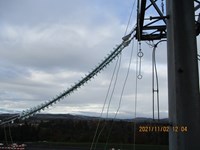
(0, 32, 134, 126)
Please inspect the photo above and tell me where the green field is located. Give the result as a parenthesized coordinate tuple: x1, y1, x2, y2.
(79, 143, 169, 150)
(27, 142, 169, 150)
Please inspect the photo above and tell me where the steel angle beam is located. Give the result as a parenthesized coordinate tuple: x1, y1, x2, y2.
(195, 0, 200, 35)
(135, 0, 167, 41)
(195, 0, 200, 11)
(136, 0, 200, 41)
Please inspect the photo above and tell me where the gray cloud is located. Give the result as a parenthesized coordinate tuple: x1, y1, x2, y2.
(0, 0, 171, 119)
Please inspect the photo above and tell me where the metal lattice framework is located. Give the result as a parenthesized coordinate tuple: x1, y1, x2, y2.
(136, 0, 200, 41)
(195, 0, 200, 35)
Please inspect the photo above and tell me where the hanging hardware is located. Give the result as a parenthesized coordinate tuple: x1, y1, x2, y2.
(137, 42, 144, 79)
(161, 0, 164, 14)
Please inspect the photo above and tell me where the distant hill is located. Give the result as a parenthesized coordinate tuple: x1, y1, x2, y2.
(0, 113, 169, 145)
(0, 113, 169, 123)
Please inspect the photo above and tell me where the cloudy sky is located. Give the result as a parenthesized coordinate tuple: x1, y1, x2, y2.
(0, 0, 174, 119)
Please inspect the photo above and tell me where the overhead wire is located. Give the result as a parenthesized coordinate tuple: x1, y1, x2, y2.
(133, 0, 143, 149)
(92, 22, 136, 149)
(92, 54, 122, 150)
(90, 55, 121, 150)
(105, 55, 122, 119)
(104, 38, 135, 150)
(90, 1, 136, 149)
(134, 0, 168, 147)
(152, 40, 166, 120)
(152, 44, 160, 120)
(114, 41, 135, 124)
(146, 41, 155, 48)
(133, 41, 140, 150)
(8, 124, 13, 145)
(124, 0, 137, 35)
(2, 0, 138, 148)
(103, 0, 136, 148)
(4, 125, 8, 146)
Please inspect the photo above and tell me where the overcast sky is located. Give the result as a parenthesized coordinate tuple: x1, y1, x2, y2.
(0, 0, 173, 119)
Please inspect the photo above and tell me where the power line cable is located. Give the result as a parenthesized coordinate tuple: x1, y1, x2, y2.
(105, 55, 122, 119)
(90, 55, 120, 150)
(152, 44, 160, 120)
(104, 39, 135, 150)
(98, 53, 122, 150)
(91, 45, 128, 150)
(133, 0, 145, 147)
(93, 54, 122, 150)
(146, 41, 155, 48)
(152, 40, 166, 120)
(133, 41, 140, 150)
(8, 124, 13, 144)
(101, 0, 136, 148)
(91, 1, 136, 149)
(124, 0, 137, 35)
(114, 40, 135, 120)
(4, 125, 8, 146)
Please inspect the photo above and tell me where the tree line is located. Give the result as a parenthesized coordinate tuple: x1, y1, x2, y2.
(0, 119, 168, 145)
